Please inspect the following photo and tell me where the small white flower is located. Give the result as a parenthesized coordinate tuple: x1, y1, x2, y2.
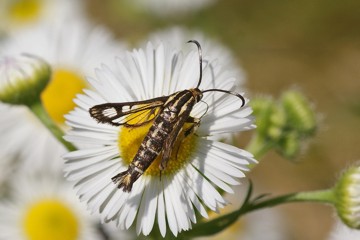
(64, 41, 256, 237)
(125, 0, 215, 16)
(0, 174, 101, 240)
(0, 18, 126, 174)
(0, 0, 84, 33)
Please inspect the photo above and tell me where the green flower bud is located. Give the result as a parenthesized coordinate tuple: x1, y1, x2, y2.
(268, 105, 286, 141)
(0, 54, 51, 106)
(277, 131, 300, 159)
(250, 96, 274, 137)
(282, 90, 316, 136)
(334, 164, 360, 229)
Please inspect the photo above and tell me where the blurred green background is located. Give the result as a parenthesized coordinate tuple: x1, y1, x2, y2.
(86, 1, 360, 239)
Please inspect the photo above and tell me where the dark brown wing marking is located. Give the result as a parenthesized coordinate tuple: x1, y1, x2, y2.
(160, 116, 201, 170)
(159, 120, 183, 171)
(89, 96, 168, 127)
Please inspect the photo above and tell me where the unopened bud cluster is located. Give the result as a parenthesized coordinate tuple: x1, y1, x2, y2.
(251, 89, 317, 159)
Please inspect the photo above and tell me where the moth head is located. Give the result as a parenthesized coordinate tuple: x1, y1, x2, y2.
(190, 88, 203, 103)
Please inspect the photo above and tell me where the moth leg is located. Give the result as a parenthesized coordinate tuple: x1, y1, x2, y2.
(184, 116, 201, 137)
(162, 116, 199, 168)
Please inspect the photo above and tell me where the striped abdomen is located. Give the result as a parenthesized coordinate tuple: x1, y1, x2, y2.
(112, 89, 199, 192)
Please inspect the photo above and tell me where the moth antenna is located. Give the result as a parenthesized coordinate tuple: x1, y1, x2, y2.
(202, 89, 246, 107)
(187, 40, 203, 89)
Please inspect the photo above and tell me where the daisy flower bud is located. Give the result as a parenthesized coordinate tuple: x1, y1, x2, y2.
(268, 105, 286, 141)
(334, 164, 360, 229)
(277, 131, 300, 159)
(0, 54, 50, 106)
(250, 96, 274, 137)
(249, 90, 317, 160)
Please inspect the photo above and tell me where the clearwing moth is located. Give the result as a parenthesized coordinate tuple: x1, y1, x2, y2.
(89, 40, 245, 192)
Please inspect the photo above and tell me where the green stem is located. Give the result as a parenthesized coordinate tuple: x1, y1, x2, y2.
(243, 188, 336, 213)
(246, 134, 273, 160)
(179, 188, 336, 239)
(29, 101, 76, 151)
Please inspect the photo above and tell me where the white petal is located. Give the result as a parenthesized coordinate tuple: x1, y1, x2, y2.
(173, 173, 196, 223)
(167, 176, 190, 231)
(157, 181, 167, 237)
(176, 170, 208, 218)
(163, 176, 179, 236)
(124, 177, 146, 229)
(193, 161, 235, 193)
(185, 164, 226, 211)
(137, 178, 158, 235)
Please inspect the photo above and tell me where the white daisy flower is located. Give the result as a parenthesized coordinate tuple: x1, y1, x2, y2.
(64, 40, 256, 237)
(0, 0, 84, 34)
(0, 18, 126, 174)
(0, 174, 101, 240)
(125, 0, 215, 17)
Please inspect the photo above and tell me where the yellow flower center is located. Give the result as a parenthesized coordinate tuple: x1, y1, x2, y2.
(8, 0, 42, 23)
(23, 199, 79, 240)
(41, 69, 87, 125)
(118, 110, 198, 176)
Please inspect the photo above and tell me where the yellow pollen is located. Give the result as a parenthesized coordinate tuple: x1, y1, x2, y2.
(8, 0, 42, 23)
(23, 199, 79, 240)
(41, 69, 87, 125)
(118, 110, 198, 176)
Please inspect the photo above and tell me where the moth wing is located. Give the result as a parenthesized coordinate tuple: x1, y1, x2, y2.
(160, 130, 179, 171)
(159, 118, 187, 170)
(89, 96, 168, 127)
